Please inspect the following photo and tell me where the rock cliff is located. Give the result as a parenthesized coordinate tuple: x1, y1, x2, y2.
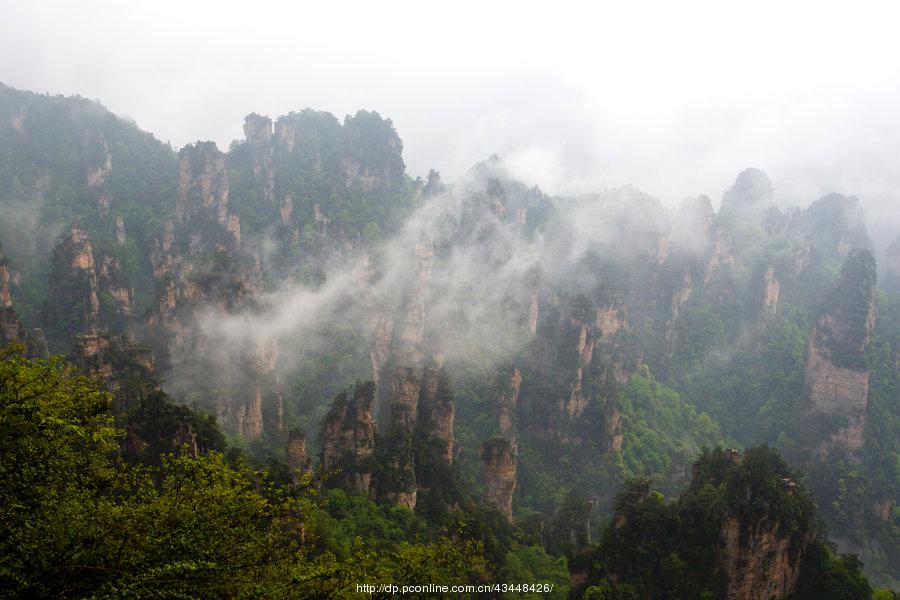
(321, 381, 377, 495)
(481, 436, 517, 521)
(0, 258, 11, 309)
(286, 427, 309, 478)
(416, 366, 455, 464)
(803, 249, 877, 457)
(43, 224, 135, 347)
(719, 514, 805, 600)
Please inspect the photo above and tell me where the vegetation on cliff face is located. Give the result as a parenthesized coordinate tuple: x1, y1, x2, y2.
(1, 81, 898, 595)
(2, 347, 875, 599)
(0, 345, 485, 599)
(581, 447, 872, 600)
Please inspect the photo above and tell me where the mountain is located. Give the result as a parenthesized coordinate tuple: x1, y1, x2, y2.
(0, 82, 897, 595)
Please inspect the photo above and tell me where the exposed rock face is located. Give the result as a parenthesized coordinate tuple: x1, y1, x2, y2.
(279, 195, 293, 226)
(8, 106, 26, 136)
(804, 249, 877, 457)
(176, 142, 239, 240)
(762, 265, 780, 316)
(273, 115, 297, 152)
(0, 257, 48, 356)
(603, 392, 624, 453)
(45, 224, 135, 344)
(369, 315, 393, 386)
(70, 332, 158, 405)
(115, 216, 126, 244)
(50, 224, 100, 334)
(389, 366, 420, 433)
(665, 271, 693, 348)
(341, 111, 406, 195)
(86, 141, 112, 188)
(321, 381, 377, 495)
(0, 306, 26, 347)
(0, 260, 11, 308)
(243, 113, 272, 144)
(594, 303, 627, 338)
(497, 368, 522, 437)
(719, 515, 805, 600)
(703, 226, 735, 285)
(243, 113, 275, 205)
(520, 294, 633, 446)
(145, 142, 277, 439)
(171, 422, 200, 458)
(97, 255, 134, 316)
(286, 427, 309, 477)
(416, 367, 455, 464)
(380, 367, 421, 508)
(885, 234, 900, 292)
(236, 388, 264, 440)
(481, 436, 517, 521)
(394, 235, 433, 366)
(565, 318, 596, 418)
(709, 450, 811, 600)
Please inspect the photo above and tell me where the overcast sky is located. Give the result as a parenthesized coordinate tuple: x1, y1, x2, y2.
(1, 0, 898, 254)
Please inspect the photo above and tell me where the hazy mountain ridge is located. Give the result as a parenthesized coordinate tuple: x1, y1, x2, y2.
(1, 82, 897, 594)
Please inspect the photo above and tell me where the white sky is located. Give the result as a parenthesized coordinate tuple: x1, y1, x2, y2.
(1, 0, 899, 253)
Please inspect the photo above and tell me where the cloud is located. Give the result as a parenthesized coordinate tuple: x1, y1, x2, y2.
(1, 0, 897, 259)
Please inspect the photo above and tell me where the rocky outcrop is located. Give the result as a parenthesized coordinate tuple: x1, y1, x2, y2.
(235, 388, 264, 440)
(145, 142, 276, 438)
(719, 515, 805, 600)
(525, 290, 636, 443)
(97, 255, 134, 317)
(0, 257, 47, 357)
(380, 367, 421, 508)
(393, 235, 433, 366)
(176, 142, 239, 241)
(70, 332, 158, 410)
(603, 391, 624, 453)
(50, 224, 101, 334)
(803, 249, 877, 457)
(86, 141, 112, 188)
(243, 113, 275, 206)
(273, 115, 297, 152)
(664, 271, 693, 349)
(0, 259, 11, 308)
(416, 366, 455, 464)
(703, 226, 735, 285)
(708, 450, 810, 599)
(497, 367, 522, 437)
(0, 306, 27, 348)
(115, 216, 126, 244)
(286, 427, 309, 477)
(341, 111, 406, 195)
(43, 224, 135, 346)
(761, 265, 780, 316)
(321, 381, 377, 495)
(369, 315, 393, 386)
(481, 436, 517, 521)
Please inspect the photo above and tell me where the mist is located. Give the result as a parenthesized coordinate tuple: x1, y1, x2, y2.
(2, 0, 898, 260)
